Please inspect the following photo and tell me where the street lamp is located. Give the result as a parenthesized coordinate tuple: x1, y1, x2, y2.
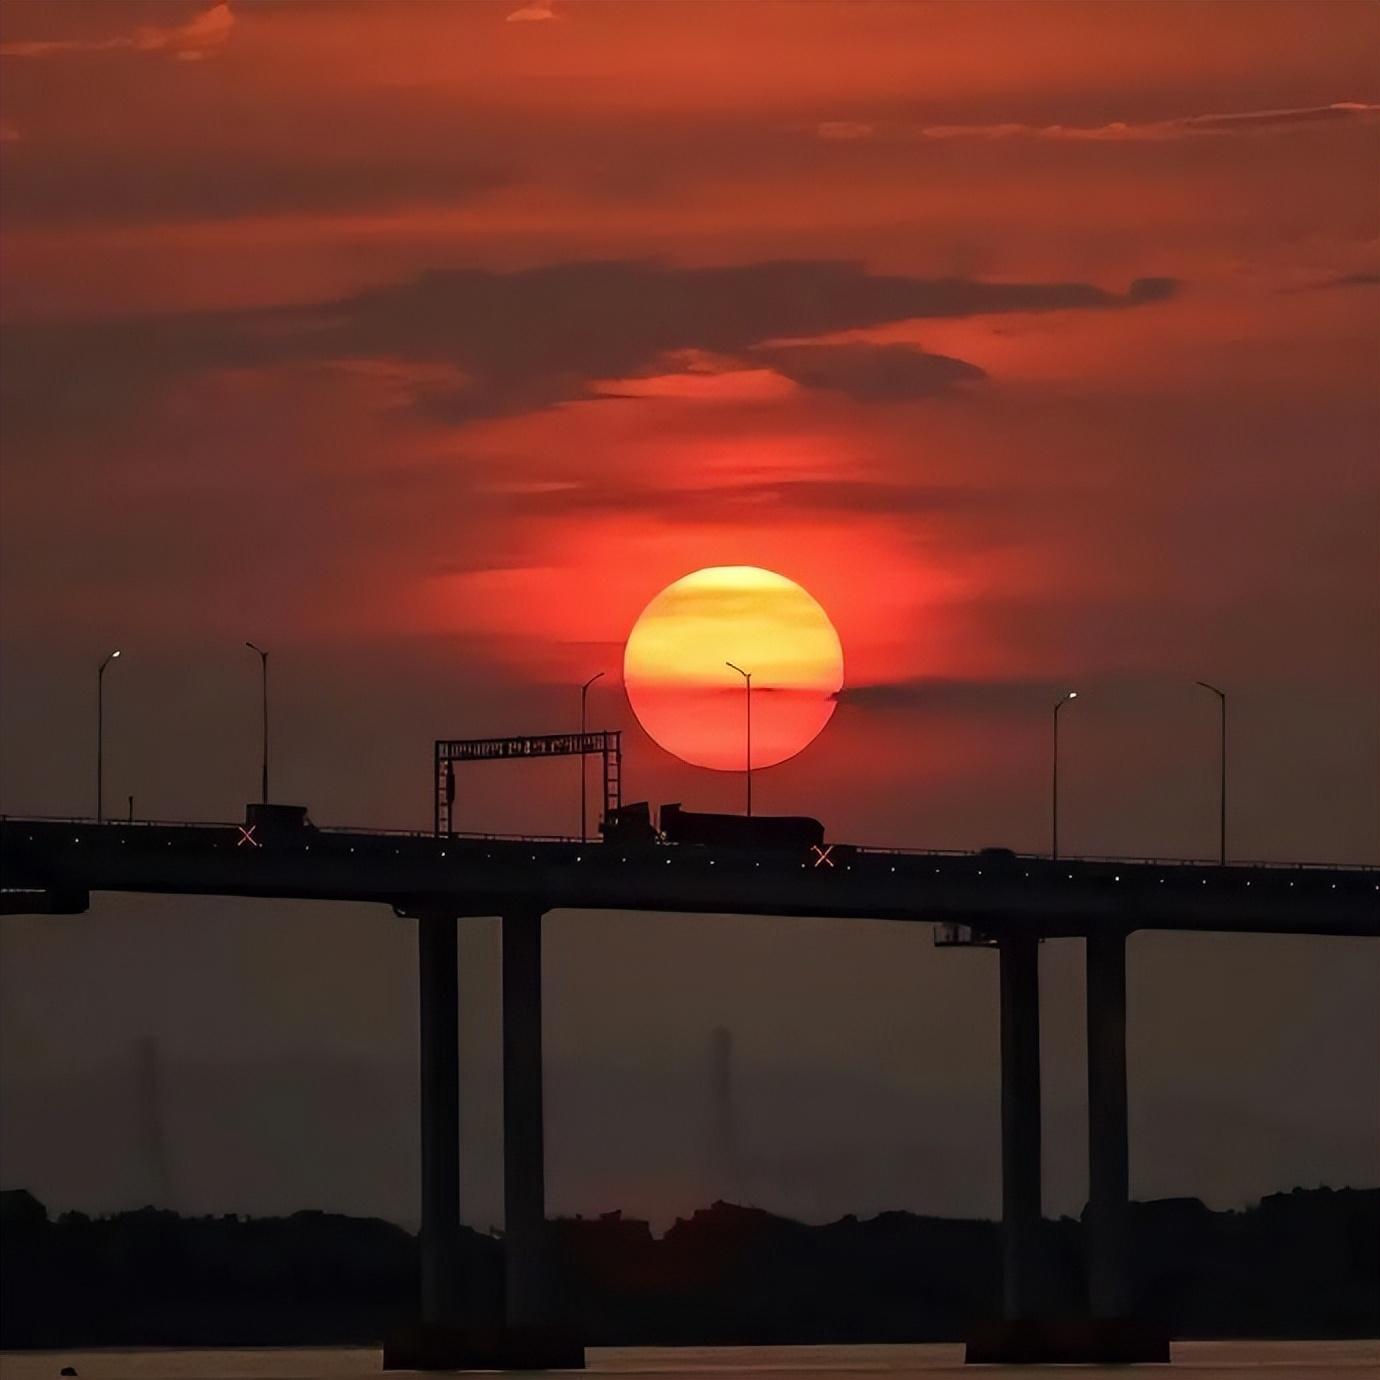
(1196, 681, 1226, 865)
(245, 643, 269, 805)
(726, 662, 752, 818)
(97, 650, 121, 822)
(579, 671, 605, 842)
(1052, 690, 1078, 860)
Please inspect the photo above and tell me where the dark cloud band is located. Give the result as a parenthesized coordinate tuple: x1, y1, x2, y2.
(1, 259, 1177, 441)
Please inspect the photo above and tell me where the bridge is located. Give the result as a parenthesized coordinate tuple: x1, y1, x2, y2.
(3, 813, 1376, 1366)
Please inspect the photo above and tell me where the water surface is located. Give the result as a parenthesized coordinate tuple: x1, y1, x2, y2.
(4, 1340, 1378, 1379)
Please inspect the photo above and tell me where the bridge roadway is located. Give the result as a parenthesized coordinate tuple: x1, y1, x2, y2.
(3, 815, 1377, 1367)
(1, 815, 1376, 934)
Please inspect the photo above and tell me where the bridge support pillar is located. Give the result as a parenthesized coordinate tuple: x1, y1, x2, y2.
(967, 929, 1167, 1363)
(386, 910, 583, 1371)
(502, 907, 549, 1328)
(418, 913, 461, 1327)
(998, 933, 1042, 1320)
(1086, 928, 1130, 1318)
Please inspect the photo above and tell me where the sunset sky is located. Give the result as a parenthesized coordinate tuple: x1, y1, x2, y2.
(1, 1, 1376, 1232)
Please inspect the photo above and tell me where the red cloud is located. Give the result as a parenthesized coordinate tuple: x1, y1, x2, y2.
(0, 2, 232, 61)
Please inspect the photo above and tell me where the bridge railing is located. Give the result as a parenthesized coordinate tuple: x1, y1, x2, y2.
(0, 814, 582, 845)
(855, 843, 1377, 872)
(3, 816, 1374, 871)
(318, 825, 582, 844)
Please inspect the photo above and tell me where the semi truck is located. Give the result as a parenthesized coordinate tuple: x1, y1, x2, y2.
(602, 802, 825, 851)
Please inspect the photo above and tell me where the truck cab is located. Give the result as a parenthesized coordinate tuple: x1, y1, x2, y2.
(244, 803, 317, 842)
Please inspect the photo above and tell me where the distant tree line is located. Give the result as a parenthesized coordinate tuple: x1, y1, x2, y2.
(2, 1187, 1376, 1348)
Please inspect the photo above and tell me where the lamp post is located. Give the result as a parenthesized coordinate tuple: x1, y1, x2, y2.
(1052, 690, 1078, 860)
(579, 671, 605, 842)
(97, 650, 121, 822)
(245, 643, 269, 805)
(726, 662, 752, 818)
(1196, 681, 1226, 865)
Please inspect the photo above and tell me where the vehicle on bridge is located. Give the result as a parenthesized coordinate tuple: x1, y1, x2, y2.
(244, 802, 318, 843)
(599, 801, 658, 845)
(601, 801, 827, 851)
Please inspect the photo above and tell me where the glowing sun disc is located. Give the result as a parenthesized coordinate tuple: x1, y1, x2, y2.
(623, 566, 844, 771)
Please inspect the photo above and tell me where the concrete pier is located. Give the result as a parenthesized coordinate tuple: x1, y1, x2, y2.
(418, 913, 461, 1326)
(998, 933, 1042, 1320)
(970, 929, 1166, 1364)
(1086, 928, 1130, 1318)
(502, 908, 548, 1327)
(386, 908, 581, 1371)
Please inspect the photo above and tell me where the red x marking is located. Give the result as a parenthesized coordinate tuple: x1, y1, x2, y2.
(237, 825, 260, 848)
(811, 844, 835, 869)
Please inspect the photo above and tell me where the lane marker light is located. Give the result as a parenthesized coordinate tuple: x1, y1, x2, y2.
(236, 826, 259, 848)
(811, 845, 835, 869)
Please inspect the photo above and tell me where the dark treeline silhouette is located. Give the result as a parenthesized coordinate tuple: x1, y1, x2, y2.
(2, 1187, 1376, 1348)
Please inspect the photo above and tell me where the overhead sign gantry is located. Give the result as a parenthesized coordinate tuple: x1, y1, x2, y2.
(433, 731, 622, 838)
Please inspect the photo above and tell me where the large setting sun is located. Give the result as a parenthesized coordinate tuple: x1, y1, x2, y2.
(623, 566, 845, 772)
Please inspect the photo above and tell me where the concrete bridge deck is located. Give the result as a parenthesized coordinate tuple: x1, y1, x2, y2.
(2, 816, 1375, 935)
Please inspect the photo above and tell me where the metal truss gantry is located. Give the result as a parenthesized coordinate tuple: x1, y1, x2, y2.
(434, 732, 622, 838)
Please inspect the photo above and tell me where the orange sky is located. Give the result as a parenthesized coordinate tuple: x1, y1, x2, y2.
(0, 0, 1376, 859)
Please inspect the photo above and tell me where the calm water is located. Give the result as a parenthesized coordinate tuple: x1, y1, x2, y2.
(2, 1341, 1377, 1379)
